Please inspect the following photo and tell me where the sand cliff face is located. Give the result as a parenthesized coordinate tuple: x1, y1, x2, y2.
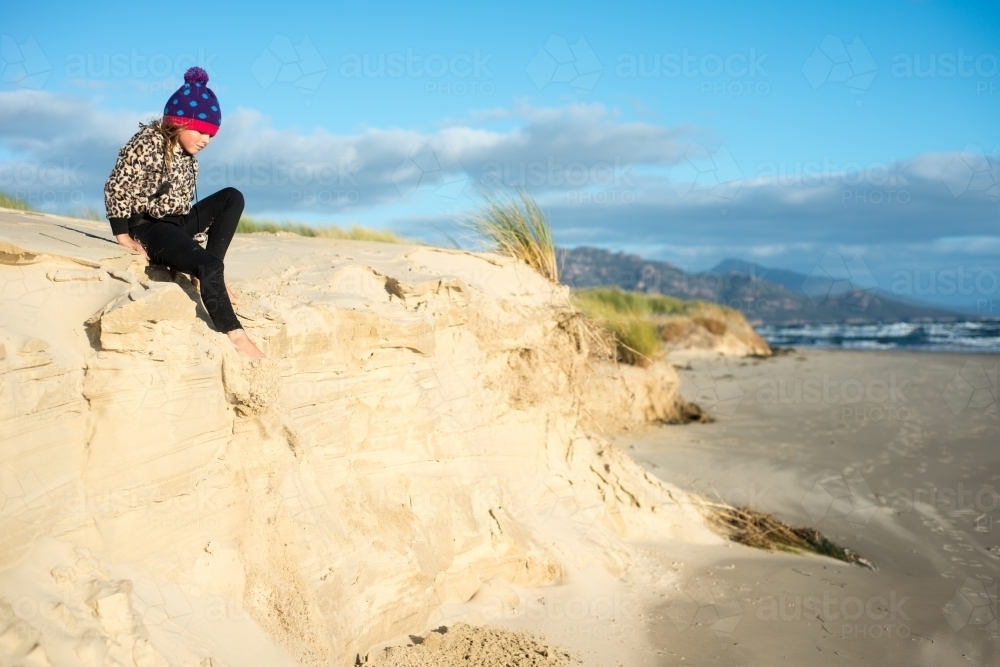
(0, 210, 717, 667)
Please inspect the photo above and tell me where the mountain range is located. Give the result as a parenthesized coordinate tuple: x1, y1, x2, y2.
(556, 247, 962, 325)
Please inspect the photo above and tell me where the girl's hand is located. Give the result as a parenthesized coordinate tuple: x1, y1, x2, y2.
(115, 233, 149, 261)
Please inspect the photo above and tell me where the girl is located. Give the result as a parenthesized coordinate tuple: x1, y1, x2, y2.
(104, 66, 265, 358)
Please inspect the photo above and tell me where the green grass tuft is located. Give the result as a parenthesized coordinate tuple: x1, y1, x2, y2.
(604, 318, 662, 366)
(572, 287, 692, 319)
(571, 288, 696, 365)
(467, 190, 558, 282)
(0, 191, 32, 211)
(236, 216, 410, 244)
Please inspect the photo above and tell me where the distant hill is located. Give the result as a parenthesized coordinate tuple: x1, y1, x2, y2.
(709, 259, 814, 295)
(557, 247, 961, 325)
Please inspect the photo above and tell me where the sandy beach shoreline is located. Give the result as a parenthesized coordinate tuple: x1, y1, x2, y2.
(367, 349, 997, 666)
(614, 349, 999, 665)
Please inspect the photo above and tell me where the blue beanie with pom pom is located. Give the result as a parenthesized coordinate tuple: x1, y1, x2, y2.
(163, 67, 221, 136)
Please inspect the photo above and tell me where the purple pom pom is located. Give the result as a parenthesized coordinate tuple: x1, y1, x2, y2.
(184, 67, 209, 85)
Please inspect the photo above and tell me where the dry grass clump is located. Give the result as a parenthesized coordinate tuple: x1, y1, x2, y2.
(0, 191, 31, 211)
(556, 309, 618, 363)
(692, 315, 727, 336)
(699, 501, 875, 569)
(237, 216, 410, 244)
(467, 190, 558, 282)
(657, 315, 727, 343)
(655, 302, 771, 356)
(657, 319, 691, 344)
(683, 302, 770, 353)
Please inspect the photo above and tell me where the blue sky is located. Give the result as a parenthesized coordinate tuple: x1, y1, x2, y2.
(1, 0, 998, 311)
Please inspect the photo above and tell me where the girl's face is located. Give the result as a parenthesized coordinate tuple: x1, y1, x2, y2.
(179, 129, 211, 155)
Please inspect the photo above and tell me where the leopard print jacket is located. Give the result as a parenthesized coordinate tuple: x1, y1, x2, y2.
(104, 124, 198, 235)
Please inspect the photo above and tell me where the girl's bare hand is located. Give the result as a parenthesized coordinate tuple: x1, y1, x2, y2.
(115, 233, 148, 261)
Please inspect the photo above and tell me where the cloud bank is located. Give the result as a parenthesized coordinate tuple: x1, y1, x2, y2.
(0, 89, 996, 309)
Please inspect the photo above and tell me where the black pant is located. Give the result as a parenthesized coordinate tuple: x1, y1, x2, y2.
(130, 187, 244, 333)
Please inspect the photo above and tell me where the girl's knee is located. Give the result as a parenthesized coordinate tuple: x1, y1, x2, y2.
(220, 187, 244, 209)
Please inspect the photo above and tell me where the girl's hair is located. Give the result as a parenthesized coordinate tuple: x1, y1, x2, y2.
(141, 118, 186, 171)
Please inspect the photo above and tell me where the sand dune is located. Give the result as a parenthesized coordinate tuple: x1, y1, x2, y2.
(0, 209, 720, 667)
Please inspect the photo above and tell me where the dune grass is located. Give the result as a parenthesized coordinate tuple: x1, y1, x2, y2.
(570, 287, 767, 364)
(0, 191, 31, 211)
(72, 206, 104, 221)
(462, 191, 733, 366)
(236, 216, 410, 244)
(0, 191, 409, 245)
(467, 190, 558, 282)
(573, 287, 693, 318)
(571, 288, 710, 365)
(0, 191, 102, 220)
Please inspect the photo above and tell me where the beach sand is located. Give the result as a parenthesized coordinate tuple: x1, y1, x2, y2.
(2, 211, 720, 667)
(366, 350, 997, 666)
(3, 210, 996, 666)
(614, 349, 999, 665)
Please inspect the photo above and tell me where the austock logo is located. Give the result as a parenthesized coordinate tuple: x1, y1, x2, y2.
(679, 359, 744, 419)
(1, 35, 51, 89)
(514, 474, 605, 534)
(941, 143, 999, 201)
(0, 469, 78, 525)
(666, 579, 744, 635)
(131, 577, 198, 639)
(391, 143, 472, 210)
(802, 251, 878, 310)
(527, 35, 602, 93)
(614, 47, 770, 98)
(668, 142, 744, 212)
(800, 469, 878, 531)
(383, 358, 477, 436)
(802, 34, 878, 105)
(943, 578, 997, 636)
(943, 360, 998, 419)
(0, 265, 53, 325)
(339, 48, 494, 97)
(252, 35, 327, 95)
(756, 590, 910, 639)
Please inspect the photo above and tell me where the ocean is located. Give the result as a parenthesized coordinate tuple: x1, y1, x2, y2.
(757, 319, 1000, 353)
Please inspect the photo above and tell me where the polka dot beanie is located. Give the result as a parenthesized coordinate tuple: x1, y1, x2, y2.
(163, 67, 221, 136)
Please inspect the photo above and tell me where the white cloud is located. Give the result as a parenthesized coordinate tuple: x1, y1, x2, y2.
(0, 89, 996, 300)
(0, 90, 694, 215)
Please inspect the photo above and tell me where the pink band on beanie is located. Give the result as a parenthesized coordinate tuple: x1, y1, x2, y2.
(163, 115, 219, 137)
